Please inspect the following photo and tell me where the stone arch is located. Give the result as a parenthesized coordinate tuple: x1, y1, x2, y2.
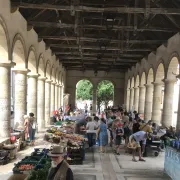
(0, 16, 10, 62)
(55, 67, 59, 82)
(135, 75, 140, 87)
(38, 54, 45, 77)
(12, 34, 26, 69)
(96, 78, 116, 89)
(140, 72, 146, 86)
(155, 62, 165, 82)
(167, 55, 179, 80)
(127, 79, 130, 89)
(131, 77, 135, 88)
(61, 74, 64, 86)
(57, 71, 61, 84)
(27, 46, 37, 74)
(147, 68, 154, 84)
(45, 60, 51, 80)
(51, 65, 56, 82)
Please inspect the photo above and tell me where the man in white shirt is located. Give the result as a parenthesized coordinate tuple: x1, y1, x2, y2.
(86, 117, 97, 148)
(129, 131, 151, 162)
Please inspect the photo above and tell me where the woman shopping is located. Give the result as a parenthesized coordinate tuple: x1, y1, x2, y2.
(96, 118, 108, 153)
(28, 113, 37, 146)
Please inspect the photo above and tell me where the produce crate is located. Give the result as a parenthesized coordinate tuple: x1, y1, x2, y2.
(67, 158, 83, 165)
(13, 162, 37, 174)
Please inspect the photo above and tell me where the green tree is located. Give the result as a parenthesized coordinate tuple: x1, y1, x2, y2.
(97, 80, 114, 112)
(76, 80, 93, 100)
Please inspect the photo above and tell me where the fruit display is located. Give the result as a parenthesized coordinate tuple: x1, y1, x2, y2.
(18, 164, 34, 170)
(13, 148, 49, 174)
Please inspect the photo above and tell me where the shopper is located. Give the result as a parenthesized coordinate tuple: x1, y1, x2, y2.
(128, 131, 150, 162)
(47, 146, 73, 180)
(29, 112, 37, 146)
(86, 117, 97, 148)
(96, 118, 108, 153)
(115, 124, 124, 155)
(23, 115, 30, 141)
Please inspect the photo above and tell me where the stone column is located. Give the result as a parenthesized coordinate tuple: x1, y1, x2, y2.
(151, 82, 163, 124)
(144, 84, 153, 121)
(50, 82, 56, 113)
(0, 62, 14, 138)
(37, 77, 46, 130)
(45, 80, 51, 126)
(126, 89, 130, 111)
(55, 84, 59, 110)
(27, 74, 38, 117)
(134, 87, 139, 111)
(13, 69, 28, 129)
(129, 88, 134, 111)
(57, 85, 61, 109)
(138, 86, 146, 115)
(162, 79, 176, 127)
(176, 76, 180, 131)
(60, 85, 64, 108)
(93, 88, 97, 113)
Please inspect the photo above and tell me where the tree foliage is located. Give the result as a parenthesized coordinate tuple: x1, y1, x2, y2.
(97, 80, 114, 111)
(76, 80, 93, 100)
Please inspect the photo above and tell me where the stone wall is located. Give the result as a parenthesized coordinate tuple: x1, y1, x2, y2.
(66, 70, 125, 108)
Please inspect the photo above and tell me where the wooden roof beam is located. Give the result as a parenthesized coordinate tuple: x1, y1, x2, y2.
(29, 21, 178, 32)
(55, 52, 143, 58)
(51, 44, 152, 51)
(12, 2, 180, 15)
(40, 36, 166, 44)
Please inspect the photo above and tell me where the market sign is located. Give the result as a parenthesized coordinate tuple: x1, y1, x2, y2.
(164, 147, 180, 180)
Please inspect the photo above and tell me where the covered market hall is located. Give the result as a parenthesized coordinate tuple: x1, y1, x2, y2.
(1, 0, 180, 180)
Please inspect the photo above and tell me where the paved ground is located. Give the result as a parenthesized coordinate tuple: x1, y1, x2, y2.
(0, 133, 171, 180)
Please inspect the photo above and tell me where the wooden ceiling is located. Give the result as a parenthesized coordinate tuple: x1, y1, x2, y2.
(11, 0, 180, 72)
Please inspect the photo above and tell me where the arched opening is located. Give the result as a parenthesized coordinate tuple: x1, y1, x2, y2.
(134, 75, 140, 111)
(45, 61, 51, 80)
(0, 23, 8, 61)
(154, 63, 165, 123)
(126, 79, 131, 111)
(129, 77, 135, 111)
(167, 57, 179, 127)
(76, 79, 93, 112)
(97, 80, 114, 113)
(12, 36, 26, 128)
(38, 55, 45, 77)
(144, 68, 154, 121)
(27, 49, 38, 116)
(138, 72, 146, 118)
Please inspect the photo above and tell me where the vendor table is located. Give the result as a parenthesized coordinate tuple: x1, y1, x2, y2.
(164, 146, 180, 180)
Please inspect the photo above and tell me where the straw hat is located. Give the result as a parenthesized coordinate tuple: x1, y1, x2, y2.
(47, 146, 66, 157)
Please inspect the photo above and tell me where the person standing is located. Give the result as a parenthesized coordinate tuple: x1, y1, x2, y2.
(23, 115, 30, 141)
(96, 118, 108, 153)
(86, 117, 97, 148)
(47, 146, 73, 180)
(115, 124, 124, 155)
(29, 113, 37, 146)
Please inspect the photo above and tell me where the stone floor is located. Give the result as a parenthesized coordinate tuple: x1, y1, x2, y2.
(0, 133, 171, 180)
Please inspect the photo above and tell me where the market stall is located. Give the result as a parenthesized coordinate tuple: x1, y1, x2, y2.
(8, 148, 51, 180)
(44, 119, 87, 165)
(164, 141, 180, 180)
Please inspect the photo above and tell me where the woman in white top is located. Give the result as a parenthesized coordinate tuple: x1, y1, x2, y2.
(86, 117, 97, 148)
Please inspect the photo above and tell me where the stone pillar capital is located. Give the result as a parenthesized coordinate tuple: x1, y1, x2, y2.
(0, 62, 16, 68)
(27, 73, 39, 78)
(12, 68, 30, 74)
(38, 77, 47, 81)
(51, 82, 56, 85)
(151, 82, 163, 86)
(144, 84, 153, 88)
(45, 79, 52, 84)
(162, 79, 177, 84)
